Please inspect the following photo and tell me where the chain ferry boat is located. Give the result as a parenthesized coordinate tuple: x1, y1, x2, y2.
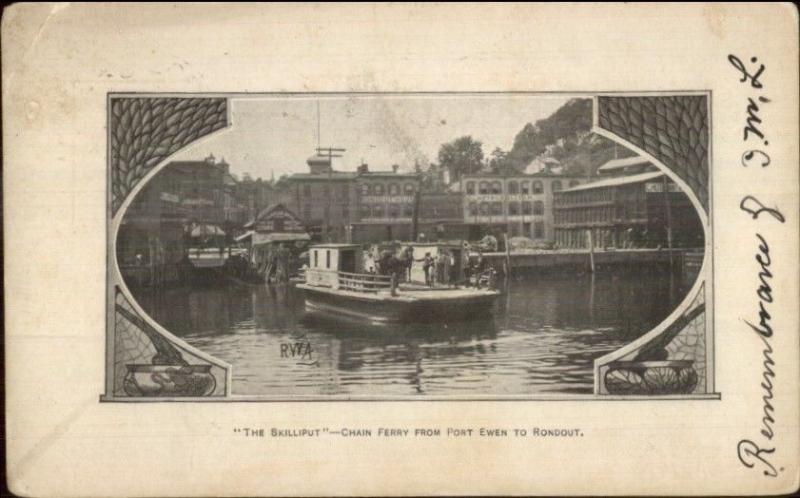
(296, 243, 501, 324)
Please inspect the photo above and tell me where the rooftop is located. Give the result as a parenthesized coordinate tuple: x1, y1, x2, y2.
(358, 171, 420, 178)
(286, 171, 359, 181)
(562, 171, 665, 192)
(597, 155, 652, 172)
(462, 171, 586, 179)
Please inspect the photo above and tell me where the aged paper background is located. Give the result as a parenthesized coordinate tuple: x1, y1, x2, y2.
(3, 3, 799, 496)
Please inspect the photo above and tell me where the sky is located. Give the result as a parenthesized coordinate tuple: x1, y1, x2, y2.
(172, 94, 573, 179)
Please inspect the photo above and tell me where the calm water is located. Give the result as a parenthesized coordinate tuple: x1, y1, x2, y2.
(132, 270, 690, 396)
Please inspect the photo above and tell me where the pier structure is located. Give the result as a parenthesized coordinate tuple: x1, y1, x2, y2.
(480, 247, 698, 275)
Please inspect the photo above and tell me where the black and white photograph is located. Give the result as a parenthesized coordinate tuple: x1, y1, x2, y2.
(6, 4, 799, 497)
(107, 93, 711, 399)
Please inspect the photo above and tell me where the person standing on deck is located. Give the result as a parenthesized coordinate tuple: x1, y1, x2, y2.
(440, 249, 452, 287)
(420, 252, 434, 287)
(433, 251, 444, 287)
(403, 246, 414, 282)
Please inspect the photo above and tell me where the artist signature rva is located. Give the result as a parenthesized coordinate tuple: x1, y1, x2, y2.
(730, 53, 786, 479)
(280, 335, 317, 366)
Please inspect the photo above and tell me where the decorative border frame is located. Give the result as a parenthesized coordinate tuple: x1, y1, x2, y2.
(102, 92, 719, 402)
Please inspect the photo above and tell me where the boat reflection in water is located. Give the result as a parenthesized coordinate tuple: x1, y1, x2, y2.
(131, 268, 690, 396)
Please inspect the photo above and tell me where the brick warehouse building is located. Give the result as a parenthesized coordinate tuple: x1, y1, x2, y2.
(277, 155, 359, 242)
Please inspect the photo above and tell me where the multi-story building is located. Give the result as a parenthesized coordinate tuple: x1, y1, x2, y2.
(552, 161, 704, 249)
(278, 155, 359, 242)
(460, 172, 587, 243)
(117, 155, 248, 285)
(350, 164, 421, 242)
(280, 157, 470, 244)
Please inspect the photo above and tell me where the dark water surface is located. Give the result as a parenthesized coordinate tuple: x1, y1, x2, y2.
(132, 270, 690, 396)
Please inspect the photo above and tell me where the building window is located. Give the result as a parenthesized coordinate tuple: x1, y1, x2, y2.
(508, 201, 519, 215)
(339, 184, 349, 200)
(510, 225, 518, 237)
(491, 181, 502, 194)
(479, 202, 490, 215)
(469, 202, 478, 216)
(373, 183, 385, 195)
(403, 204, 413, 217)
(521, 181, 530, 194)
(361, 183, 370, 195)
(523, 222, 531, 236)
(326, 250, 330, 269)
(304, 185, 312, 197)
(508, 181, 519, 194)
(404, 183, 415, 195)
(389, 204, 400, 218)
(490, 201, 503, 215)
(466, 181, 475, 195)
(552, 181, 563, 192)
(569, 180, 580, 187)
(342, 206, 349, 219)
(389, 183, 400, 195)
(373, 205, 384, 218)
(522, 201, 532, 215)
(479, 181, 489, 194)
(533, 181, 543, 194)
(314, 250, 318, 267)
(533, 201, 544, 215)
(360, 205, 371, 218)
(534, 221, 544, 239)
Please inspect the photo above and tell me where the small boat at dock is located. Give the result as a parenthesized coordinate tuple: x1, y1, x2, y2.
(296, 243, 501, 324)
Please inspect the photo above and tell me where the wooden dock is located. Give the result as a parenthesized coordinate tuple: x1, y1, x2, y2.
(481, 248, 701, 274)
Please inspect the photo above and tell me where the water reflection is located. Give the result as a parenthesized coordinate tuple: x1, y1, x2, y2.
(131, 267, 690, 396)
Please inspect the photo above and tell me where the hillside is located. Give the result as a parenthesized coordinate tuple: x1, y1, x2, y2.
(505, 98, 630, 176)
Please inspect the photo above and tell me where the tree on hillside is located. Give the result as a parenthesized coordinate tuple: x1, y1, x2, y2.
(506, 98, 594, 170)
(488, 147, 518, 175)
(437, 136, 484, 183)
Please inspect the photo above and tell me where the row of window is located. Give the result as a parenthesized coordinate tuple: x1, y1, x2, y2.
(360, 204, 414, 219)
(465, 179, 579, 195)
(554, 204, 648, 225)
(360, 183, 416, 196)
(554, 188, 615, 206)
(468, 200, 545, 217)
(554, 206, 616, 225)
(302, 184, 350, 199)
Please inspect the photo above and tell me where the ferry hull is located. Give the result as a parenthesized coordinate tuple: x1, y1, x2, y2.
(299, 286, 499, 324)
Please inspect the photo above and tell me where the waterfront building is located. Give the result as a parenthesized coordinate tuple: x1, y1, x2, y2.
(116, 156, 251, 285)
(460, 172, 587, 243)
(349, 164, 421, 242)
(239, 203, 310, 280)
(553, 166, 704, 249)
(279, 155, 359, 242)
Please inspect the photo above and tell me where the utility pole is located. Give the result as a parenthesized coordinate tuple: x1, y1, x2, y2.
(317, 146, 346, 242)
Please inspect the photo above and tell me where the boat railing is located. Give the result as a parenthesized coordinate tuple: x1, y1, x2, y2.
(336, 271, 393, 293)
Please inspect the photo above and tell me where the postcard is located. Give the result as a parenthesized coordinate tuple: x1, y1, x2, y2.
(3, 3, 798, 496)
